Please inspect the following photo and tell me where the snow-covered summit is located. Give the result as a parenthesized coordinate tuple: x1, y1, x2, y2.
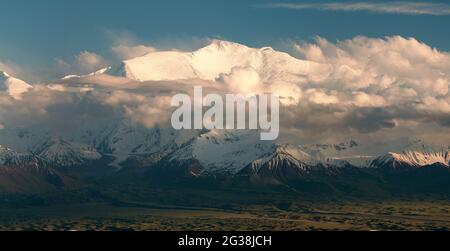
(369, 138, 450, 169)
(0, 71, 33, 99)
(105, 40, 332, 82)
(0, 145, 40, 167)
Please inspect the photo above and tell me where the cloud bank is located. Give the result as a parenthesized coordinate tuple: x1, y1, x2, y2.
(277, 35, 450, 143)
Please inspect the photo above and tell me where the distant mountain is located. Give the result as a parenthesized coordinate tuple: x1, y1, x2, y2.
(371, 150, 450, 171)
(0, 71, 32, 99)
(0, 145, 74, 194)
(60, 67, 112, 80)
(296, 140, 376, 168)
(368, 138, 450, 171)
(0, 145, 41, 167)
(33, 138, 102, 168)
(239, 145, 317, 185)
(163, 130, 276, 175)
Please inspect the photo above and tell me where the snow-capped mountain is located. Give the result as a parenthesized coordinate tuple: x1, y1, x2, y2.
(162, 130, 276, 175)
(0, 118, 200, 169)
(0, 145, 41, 167)
(155, 135, 372, 178)
(33, 138, 102, 168)
(240, 145, 316, 180)
(371, 150, 450, 170)
(296, 140, 377, 168)
(0, 144, 72, 194)
(370, 138, 450, 170)
(0, 71, 33, 99)
(61, 67, 112, 80)
(105, 40, 332, 82)
(2, 121, 449, 176)
(75, 119, 199, 168)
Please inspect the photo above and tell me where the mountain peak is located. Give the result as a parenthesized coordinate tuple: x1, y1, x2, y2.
(204, 40, 274, 52)
(0, 71, 33, 99)
(203, 39, 249, 50)
(0, 71, 10, 78)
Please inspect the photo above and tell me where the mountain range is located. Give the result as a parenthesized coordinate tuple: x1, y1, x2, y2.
(0, 40, 449, 197)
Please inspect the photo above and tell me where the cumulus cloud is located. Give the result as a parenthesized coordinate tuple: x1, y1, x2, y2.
(75, 51, 109, 72)
(266, 2, 450, 16)
(105, 30, 157, 60)
(0, 85, 77, 130)
(0, 61, 21, 76)
(0, 81, 176, 137)
(281, 35, 450, 140)
(0, 60, 37, 82)
(217, 66, 263, 95)
(304, 89, 339, 105)
(98, 90, 174, 127)
(55, 51, 110, 77)
(112, 44, 156, 60)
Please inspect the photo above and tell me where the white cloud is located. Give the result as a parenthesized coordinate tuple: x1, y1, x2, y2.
(75, 51, 109, 73)
(350, 92, 386, 107)
(0, 61, 21, 76)
(0, 60, 37, 82)
(304, 89, 339, 105)
(105, 30, 158, 60)
(294, 36, 450, 96)
(217, 66, 263, 95)
(123, 96, 172, 128)
(266, 2, 450, 16)
(55, 51, 110, 77)
(99, 90, 173, 127)
(112, 44, 156, 60)
(287, 35, 450, 136)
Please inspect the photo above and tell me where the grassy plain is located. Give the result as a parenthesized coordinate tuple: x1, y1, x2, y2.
(1, 200, 449, 231)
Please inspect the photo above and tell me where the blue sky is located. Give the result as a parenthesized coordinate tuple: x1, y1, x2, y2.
(1, 0, 449, 80)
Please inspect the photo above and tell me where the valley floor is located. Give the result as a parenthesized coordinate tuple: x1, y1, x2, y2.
(1, 200, 450, 231)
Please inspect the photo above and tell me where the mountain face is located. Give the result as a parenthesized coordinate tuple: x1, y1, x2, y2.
(366, 138, 450, 171)
(0, 145, 41, 167)
(0, 71, 32, 99)
(33, 138, 102, 168)
(163, 130, 276, 175)
(371, 150, 450, 171)
(239, 146, 318, 185)
(105, 40, 332, 82)
(0, 145, 72, 194)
